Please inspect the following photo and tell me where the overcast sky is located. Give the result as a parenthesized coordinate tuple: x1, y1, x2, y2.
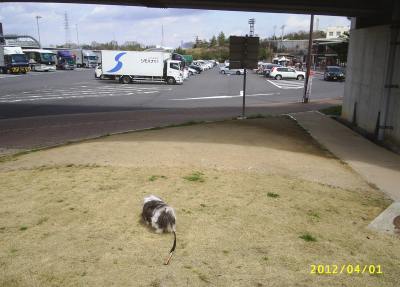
(0, 3, 350, 47)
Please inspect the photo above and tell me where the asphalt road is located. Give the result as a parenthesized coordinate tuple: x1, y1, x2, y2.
(0, 67, 343, 119)
(0, 67, 344, 153)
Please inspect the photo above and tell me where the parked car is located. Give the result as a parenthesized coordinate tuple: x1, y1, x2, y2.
(188, 67, 199, 75)
(269, 67, 305, 80)
(219, 65, 245, 75)
(189, 64, 202, 73)
(324, 66, 345, 81)
(94, 63, 116, 80)
(263, 63, 282, 77)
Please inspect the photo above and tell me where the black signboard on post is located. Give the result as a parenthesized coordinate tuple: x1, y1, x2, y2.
(229, 36, 259, 69)
(229, 36, 259, 118)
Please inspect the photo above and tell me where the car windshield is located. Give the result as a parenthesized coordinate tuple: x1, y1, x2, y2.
(41, 53, 55, 62)
(11, 54, 27, 63)
(328, 67, 342, 73)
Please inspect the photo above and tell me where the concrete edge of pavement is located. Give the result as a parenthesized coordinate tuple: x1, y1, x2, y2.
(290, 110, 400, 236)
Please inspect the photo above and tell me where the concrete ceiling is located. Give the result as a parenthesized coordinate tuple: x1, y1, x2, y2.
(9, 0, 393, 17)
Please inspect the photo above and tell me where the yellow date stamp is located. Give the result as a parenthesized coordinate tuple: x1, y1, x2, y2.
(310, 264, 383, 275)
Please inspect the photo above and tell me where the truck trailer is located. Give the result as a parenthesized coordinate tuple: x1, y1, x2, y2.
(1, 46, 29, 74)
(100, 50, 183, 84)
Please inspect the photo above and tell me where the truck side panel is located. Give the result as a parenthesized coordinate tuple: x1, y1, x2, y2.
(102, 50, 168, 77)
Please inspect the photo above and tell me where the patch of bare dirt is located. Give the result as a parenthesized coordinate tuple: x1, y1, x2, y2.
(0, 118, 397, 287)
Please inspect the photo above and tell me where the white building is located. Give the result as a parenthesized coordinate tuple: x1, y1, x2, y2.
(325, 26, 349, 39)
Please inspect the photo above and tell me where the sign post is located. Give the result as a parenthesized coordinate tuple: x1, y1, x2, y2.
(303, 14, 314, 103)
(229, 35, 259, 119)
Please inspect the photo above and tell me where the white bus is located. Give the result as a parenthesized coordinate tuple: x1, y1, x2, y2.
(23, 49, 56, 72)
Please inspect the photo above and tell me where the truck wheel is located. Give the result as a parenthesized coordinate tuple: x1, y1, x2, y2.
(167, 77, 176, 85)
(121, 75, 131, 84)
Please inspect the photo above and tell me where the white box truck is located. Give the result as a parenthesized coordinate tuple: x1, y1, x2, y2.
(100, 50, 183, 84)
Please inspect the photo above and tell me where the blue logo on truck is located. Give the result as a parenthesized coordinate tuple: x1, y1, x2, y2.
(107, 52, 126, 73)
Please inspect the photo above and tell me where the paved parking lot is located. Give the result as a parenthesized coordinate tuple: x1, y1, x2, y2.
(0, 67, 344, 152)
(0, 67, 344, 119)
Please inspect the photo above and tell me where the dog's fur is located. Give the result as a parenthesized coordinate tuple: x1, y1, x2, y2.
(142, 195, 176, 264)
(142, 195, 176, 233)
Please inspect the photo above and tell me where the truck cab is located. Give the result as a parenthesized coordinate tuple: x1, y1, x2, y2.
(82, 50, 98, 68)
(56, 50, 76, 70)
(166, 60, 183, 84)
(2, 46, 29, 74)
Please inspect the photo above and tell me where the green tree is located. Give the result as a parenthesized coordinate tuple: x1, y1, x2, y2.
(174, 47, 186, 55)
(217, 31, 226, 46)
(209, 35, 217, 47)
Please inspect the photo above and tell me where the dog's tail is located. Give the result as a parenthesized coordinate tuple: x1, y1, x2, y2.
(164, 231, 176, 265)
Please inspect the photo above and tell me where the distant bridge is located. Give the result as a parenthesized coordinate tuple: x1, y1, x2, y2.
(3, 34, 41, 49)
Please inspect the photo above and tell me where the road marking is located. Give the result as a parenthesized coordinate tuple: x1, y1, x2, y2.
(169, 92, 279, 101)
(0, 85, 165, 103)
(0, 74, 21, 79)
(267, 79, 304, 89)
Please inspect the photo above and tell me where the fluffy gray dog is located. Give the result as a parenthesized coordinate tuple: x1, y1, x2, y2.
(142, 195, 176, 265)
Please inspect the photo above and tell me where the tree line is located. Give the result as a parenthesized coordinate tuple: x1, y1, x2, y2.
(59, 29, 348, 63)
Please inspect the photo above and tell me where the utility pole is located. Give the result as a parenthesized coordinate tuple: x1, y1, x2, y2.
(35, 15, 42, 47)
(303, 14, 314, 103)
(76, 24, 79, 47)
(64, 12, 71, 47)
(273, 25, 276, 40)
(161, 24, 164, 47)
(280, 25, 285, 41)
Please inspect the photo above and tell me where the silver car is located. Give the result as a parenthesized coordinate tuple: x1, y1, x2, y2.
(219, 65, 245, 75)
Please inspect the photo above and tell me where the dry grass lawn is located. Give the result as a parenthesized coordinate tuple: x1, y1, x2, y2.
(0, 117, 398, 287)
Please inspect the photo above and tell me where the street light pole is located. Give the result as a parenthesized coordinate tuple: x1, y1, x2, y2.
(36, 16, 42, 48)
(76, 24, 80, 47)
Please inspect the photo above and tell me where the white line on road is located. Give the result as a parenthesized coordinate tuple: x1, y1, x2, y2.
(267, 80, 304, 89)
(0, 90, 161, 102)
(169, 92, 279, 101)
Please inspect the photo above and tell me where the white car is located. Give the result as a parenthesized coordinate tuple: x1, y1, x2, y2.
(269, 67, 305, 80)
(182, 68, 188, 80)
(188, 67, 198, 75)
(94, 64, 114, 80)
(192, 61, 206, 71)
(219, 65, 245, 75)
(95, 64, 102, 78)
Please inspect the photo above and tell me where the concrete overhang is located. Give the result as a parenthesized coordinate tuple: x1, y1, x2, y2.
(5, 0, 393, 17)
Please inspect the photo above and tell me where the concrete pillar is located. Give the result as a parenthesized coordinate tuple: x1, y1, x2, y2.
(342, 2, 400, 150)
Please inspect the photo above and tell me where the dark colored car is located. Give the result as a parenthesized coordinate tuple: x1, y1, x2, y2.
(324, 66, 345, 81)
(189, 64, 202, 74)
(263, 63, 282, 77)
